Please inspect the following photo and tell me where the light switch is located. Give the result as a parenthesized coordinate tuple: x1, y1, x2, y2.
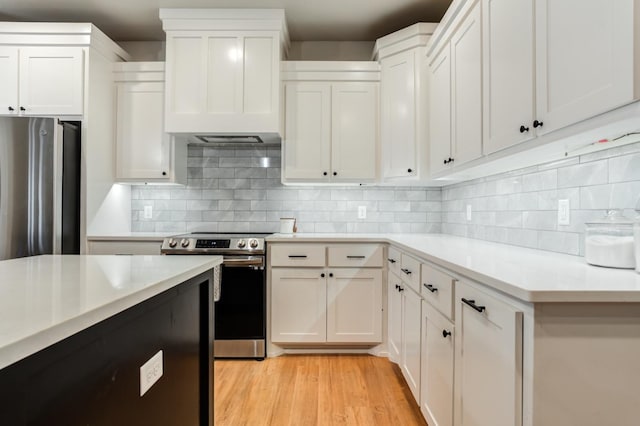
(140, 350, 163, 396)
(558, 199, 570, 225)
(144, 205, 153, 219)
(358, 206, 367, 219)
(466, 205, 472, 221)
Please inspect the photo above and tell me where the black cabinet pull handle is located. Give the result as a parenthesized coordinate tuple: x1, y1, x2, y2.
(442, 330, 452, 338)
(443, 159, 447, 165)
(329, 273, 333, 277)
(19, 106, 25, 111)
(398, 287, 404, 292)
(346, 255, 365, 259)
(323, 172, 327, 176)
(533, 119, 544, 128)
(462, 298, 486, 313)
(288, 255, 307, 258)
(321, 273, 325, 278)
(401, 268, 412, 275)
(8, 106, 14, 111)
(449, 157, 454, 163)
(519, 125, 529, 133)
(423, 283, 438, 293)
(388, 258, 396, 264)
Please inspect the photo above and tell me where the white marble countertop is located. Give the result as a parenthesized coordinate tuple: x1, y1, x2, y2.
(86, 232, 173, 241)
(0, 255, 222, 370)
(266, 233, 640, 303)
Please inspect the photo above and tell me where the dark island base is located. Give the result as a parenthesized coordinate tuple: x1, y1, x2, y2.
(0, 270, 214, 426)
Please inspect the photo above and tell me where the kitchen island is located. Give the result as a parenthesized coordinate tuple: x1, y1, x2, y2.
(0, 255, 221, 426)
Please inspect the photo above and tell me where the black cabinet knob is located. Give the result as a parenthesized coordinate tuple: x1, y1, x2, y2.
(329, 273, 333, 277)
(407, 168, 412, 173)
(321, 273, 325, 278)
(519, 125, 529, 133)
(8, 106, 14, 111)
(442, 330, 452, 338)
(19, 106, 25, 111)
(533, 120, 544, 128)
(323, 172, 327, 176)
(333, 172, 337, 176)
(162, 171, 167, 176)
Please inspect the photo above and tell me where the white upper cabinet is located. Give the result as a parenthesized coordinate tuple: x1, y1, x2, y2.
(428, 45, 452, 176)
(160, 9, 289, 134)
(450, 1, 483, 168)
(0, 48, 18, 115)
(114, 62, 186, 184)
(0, 46, 84, 116)
(375, 24, 437, 182)
(282, 82, 331, 180)
(535, 0, 636, 135)
(482, 0, 535, 154)
(428, 2, 483, 177)
(281, 62, 380, 184)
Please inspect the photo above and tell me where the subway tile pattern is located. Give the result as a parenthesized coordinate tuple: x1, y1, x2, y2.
(131, 146, 442, 234)
(441, 142, 640, 256)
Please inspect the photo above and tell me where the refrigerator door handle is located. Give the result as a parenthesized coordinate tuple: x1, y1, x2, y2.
(52, 123, 64, 255)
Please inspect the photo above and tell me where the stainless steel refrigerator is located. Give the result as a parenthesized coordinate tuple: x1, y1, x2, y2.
(0, 117, 81, 260)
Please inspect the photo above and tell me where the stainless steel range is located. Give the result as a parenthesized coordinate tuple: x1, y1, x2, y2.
(161, 232, 269, 359)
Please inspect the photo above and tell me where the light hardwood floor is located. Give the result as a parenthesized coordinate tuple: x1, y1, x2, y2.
(214, 354, 428, 426)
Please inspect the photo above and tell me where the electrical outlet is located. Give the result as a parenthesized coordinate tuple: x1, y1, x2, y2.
(140, 350, 163, 396)
(144, 205, 153, 219)
(358, 206, 367, 219)
(558, 199, 570, 225)
(466, 204, 472, 221)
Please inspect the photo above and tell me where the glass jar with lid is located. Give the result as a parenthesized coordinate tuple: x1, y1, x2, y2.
(585, 209, 635, 269)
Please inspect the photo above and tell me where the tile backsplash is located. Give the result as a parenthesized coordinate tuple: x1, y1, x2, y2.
(441, 141, 640, 256)
(131, 145, 442, 234)
(131, 142, 640, 257)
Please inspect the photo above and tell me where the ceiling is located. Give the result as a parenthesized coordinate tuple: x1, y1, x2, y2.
(0, 0, 451, 42)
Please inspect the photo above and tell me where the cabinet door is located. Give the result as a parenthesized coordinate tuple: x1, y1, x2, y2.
(455, 280, 523, 426)
(483, 0, 535, 154)
(535, 0, 635, 135)
(331, 83, 378, 181)
(326, 268, 382, 343)
(116, 82, 171, 180)
(283, 82, 331, 181)
(450, 2, 483, 168)
(0, 47, 19, 115)
(19, 47, 84, 116)
(387, 271, 403, 362)
(421, 301, 454, 426)
(271, 268, 327, 343)
(381, 50, 417, 178)
(429, 45, 452, 176)
(401, 287, 422, 403)
(164, 31, 279, 133)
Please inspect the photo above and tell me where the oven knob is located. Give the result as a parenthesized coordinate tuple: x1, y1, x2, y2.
(181, 239, 190, 248)
(237, 239, 246, 248)
(249, 239, 259, 249)
(168, 238, 177, 248)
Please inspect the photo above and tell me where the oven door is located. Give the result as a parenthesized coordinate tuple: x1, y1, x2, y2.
(214, 256, 266, 359)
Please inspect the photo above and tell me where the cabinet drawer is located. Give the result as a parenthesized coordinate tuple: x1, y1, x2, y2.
(400, 253, 421, 293)
(87, 240, 162, 255)
(327, 244, 383, 267)
(387, 246, 402, 275)
(421, 263, 455, 320)
(270, 244, 326, 267)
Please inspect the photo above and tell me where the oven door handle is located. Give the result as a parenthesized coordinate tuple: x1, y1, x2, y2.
(222, 256, 265, 268)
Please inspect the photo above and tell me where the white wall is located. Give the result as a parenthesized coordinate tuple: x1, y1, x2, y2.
(288, 41, 375, 60)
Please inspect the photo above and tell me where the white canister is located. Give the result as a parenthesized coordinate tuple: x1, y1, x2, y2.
(635, 223, 640, 273)
(280, 217, 296, 234)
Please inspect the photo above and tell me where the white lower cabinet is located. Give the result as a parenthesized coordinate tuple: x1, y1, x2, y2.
(387, 271, 403, 362)
(327, 268, 382, 343)
(454, 279, 523, 426)
(270, 243, 383, 346)
(421, 300, 454, 426)
(401, 286, 422, 402)
(271, 268, 327, 343)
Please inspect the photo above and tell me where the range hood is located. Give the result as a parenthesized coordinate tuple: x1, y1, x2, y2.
(186, 133, 281, 146)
